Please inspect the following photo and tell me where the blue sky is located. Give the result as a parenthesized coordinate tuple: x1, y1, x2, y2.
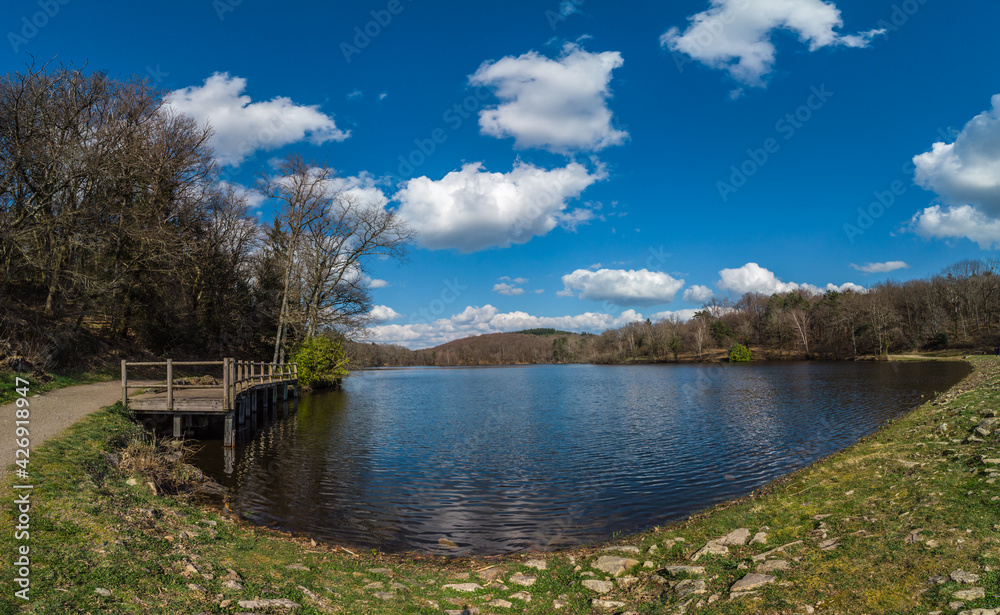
(6, 0, 1000, 347)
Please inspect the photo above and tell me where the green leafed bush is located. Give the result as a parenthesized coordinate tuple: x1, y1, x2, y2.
(729, 343, 752, 363)
(291, 336, 349, 390)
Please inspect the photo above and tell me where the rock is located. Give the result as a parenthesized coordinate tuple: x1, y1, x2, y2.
(592, 599, 627, 609)
(980, 457, 1000, 465)
(647, 544, 658, 554)
(665, 566, 706, 576)
(487, 598, 513, 608)
(509, 572, 536, 587)
(222, 580, 243, 590)
(476, 567, 504, 581)
(749, 532, 768, 545)
(905, 529, 924, 544)
(674, 579, 707, 597)
(126, 477, 139, 486)
(237, 598, 300, 609)
(718, 528, 752, 546)
(442, 583, 482, 592)
(592, 555, 639, 576)
(285, 563, 310, 571)
(438, 538, 459, 549)
(524, 559, 547, 570)
(956, 610, 998, 615)
(813, 514, 832, 521)
(509, 591, 532, 602)
(617, 576, 639, 588)
(374, 592, 395, 600)
(951, 570, 981, 584)
(690, 541, 729, 561)
(553, 599, 568, 609)
(364, 582, 384, 590)
(977, 418, 999, 431)
(390, 582, 406, 590)
(368, 568, 393, 575)
(602, 545, 641, 554)
(582, 579, 614, 593)
(756, 559, 790, 573)
(95, 588, 112, 597)
(818, 538, 839, 550)
(954, 588, 986, 600)
(730, 573, 776, 592)
(929, 575, 949, 585)
(949, 605, 966, 613)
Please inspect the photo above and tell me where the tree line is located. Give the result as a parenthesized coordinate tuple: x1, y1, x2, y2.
(350, 259, 1000, 367)
(0, 62, 410, 372)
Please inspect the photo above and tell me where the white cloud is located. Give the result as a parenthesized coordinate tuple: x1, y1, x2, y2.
(347, 89, 363, 100)
(910, 204, 1000, 250)
(470, 43, 628, 153)
(493, 283, 525, 296)
(717, 263, 863, 296)
(368, 305, 403, 323)
(165, 73, 349, 166)
(218, 180, 267, 210)
(394, 161, 604, 252)
(378, 91, 388, 101)
(913, 94, 1000, 216)
(556, 288, 576, 298)
(850, 261, 909, 274)
(683, 285, 715, 304)
(560, 268, 685, 306)
(650, 309, 701, 323)
(364, 276, 390, 289)
(513, 277, 529, 284)
(368, 304, 645, 349)
(661, 0, 882, 88)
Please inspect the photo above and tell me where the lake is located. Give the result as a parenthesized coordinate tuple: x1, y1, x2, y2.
(191, 361, 970, 555)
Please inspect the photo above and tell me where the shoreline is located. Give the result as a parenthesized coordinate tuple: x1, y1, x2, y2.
(2, 356, 998, 613)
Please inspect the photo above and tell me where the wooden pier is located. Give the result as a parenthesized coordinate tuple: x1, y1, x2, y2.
(121, 359, 299, 447)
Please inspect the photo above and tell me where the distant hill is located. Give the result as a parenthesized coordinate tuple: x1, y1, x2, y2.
(513, 328, 590, 337)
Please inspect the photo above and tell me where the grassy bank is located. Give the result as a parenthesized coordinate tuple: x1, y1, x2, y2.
(0, 371, 111, 406)
(1, 358, 999, 614)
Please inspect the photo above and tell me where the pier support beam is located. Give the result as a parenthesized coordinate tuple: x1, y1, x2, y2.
(173, 415, 182, 438)
(224, 413, 234, 448)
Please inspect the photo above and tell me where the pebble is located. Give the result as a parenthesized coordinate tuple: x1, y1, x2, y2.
(441, 583, 482, 592)
(951, 570, 981, 584)
(95, 588, 112, 597)
(508, 572, 536, 587)
(592, 599, 627, 609)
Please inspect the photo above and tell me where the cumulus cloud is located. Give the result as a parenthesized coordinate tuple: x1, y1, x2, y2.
(368, 305, 403, 323)
(683, 284, 716, 304)
(559, 268, 685, 306)
(394, 161, 605, 252)
(910, 204, 1000, 249)
(717, 263, 863, 296)
(913, 94, 1000, 214)
(166, 73, 349, 166)
(368, 305, 645, 349)
(661, 0, 882, 88)
(364, 276, 389, 289)
(850, 261, 909, 274)
(650, 309, 701, 323)
(493, 283, 525, 296)
(470, 42, 628, 153)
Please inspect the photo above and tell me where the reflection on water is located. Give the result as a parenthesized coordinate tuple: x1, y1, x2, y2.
(191, 361, 969, 555)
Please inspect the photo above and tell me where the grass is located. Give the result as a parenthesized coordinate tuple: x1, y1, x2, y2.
(0, 370, 112, 406)
(1, 357, 999, 613)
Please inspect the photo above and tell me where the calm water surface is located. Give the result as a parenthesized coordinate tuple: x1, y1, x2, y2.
(192, 361, 969, 555)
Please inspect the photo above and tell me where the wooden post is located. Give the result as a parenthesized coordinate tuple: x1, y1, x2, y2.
(223, 358, 231, 410)
(166, 359, 174, 411)
(173, 414, 181, 438)
(224, 413, 234, 447)
(121, 360, 128, 410)
(283, 383, 289, 401)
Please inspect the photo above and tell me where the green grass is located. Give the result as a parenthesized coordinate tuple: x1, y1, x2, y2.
(1, 358, 999, 613)
(0, 370, 112, 406)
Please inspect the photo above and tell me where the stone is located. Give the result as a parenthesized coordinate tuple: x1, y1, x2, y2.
(929, 575, 949, 585)
(487, 598, 513, 608)
(730, 573, 776, 592)
(647, 544, 658, 554)
(616, 576, 639, 588)
(509, 591, 532, 602)
(674, 579, 707, 597)
(285, 563, 310, 571)
(524, 559, 547, 570)
(368, 568, 393, 574)
(719, 528, 752, 546)
(905, 529, 924, 544)
(363, 582, 384, 590)
(592, 599, 627, 609)
(476, 567, 505, 581)
(592, 555, 639, 576)
(690, 541, 729, 561)
(438, 538, 459, 548)
(756, 559, 790, 573)
(237, 598, 300, 609)
(813, 514, 832, 520)
(222, 580, 243, 590)
(95, 588, 112, 597)
(951, 570, 981, 584)
(666, 566, 706, 576)
(390, 582, 406, 590)
(582, 579, 614, 593)
(954, 588, 986, 600)
(602, 545, 641, 554)
(818, 538, 839, 550)
(749, 532, 768, 545)
(956, 610, 998, 615)
(977, 418, 999, 431)
(509, 572, 536, 587)
(442, 583, 483, 592)
(553, 599, 568, 609)
(373, 592, 395, 600)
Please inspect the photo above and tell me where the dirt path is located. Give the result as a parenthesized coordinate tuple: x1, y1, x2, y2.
(0, 381, 122, 471)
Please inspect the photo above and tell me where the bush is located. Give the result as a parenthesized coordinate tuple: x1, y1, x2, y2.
(729, 343, 752, 363)
(291, 336, 349, 390)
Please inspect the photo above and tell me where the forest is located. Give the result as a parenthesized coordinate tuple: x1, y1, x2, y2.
(0, 62, 410, 375)
(348, 259, 1000, 367)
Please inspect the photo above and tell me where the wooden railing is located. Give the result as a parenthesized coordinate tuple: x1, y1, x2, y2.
(121, 359, 298, 412)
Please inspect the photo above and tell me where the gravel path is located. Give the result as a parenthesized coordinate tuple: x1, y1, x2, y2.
(0, 381, 122, 471)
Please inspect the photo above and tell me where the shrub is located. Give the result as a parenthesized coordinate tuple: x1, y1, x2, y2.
(291, 336, 349, 390)
(729, 343, 752, 363)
